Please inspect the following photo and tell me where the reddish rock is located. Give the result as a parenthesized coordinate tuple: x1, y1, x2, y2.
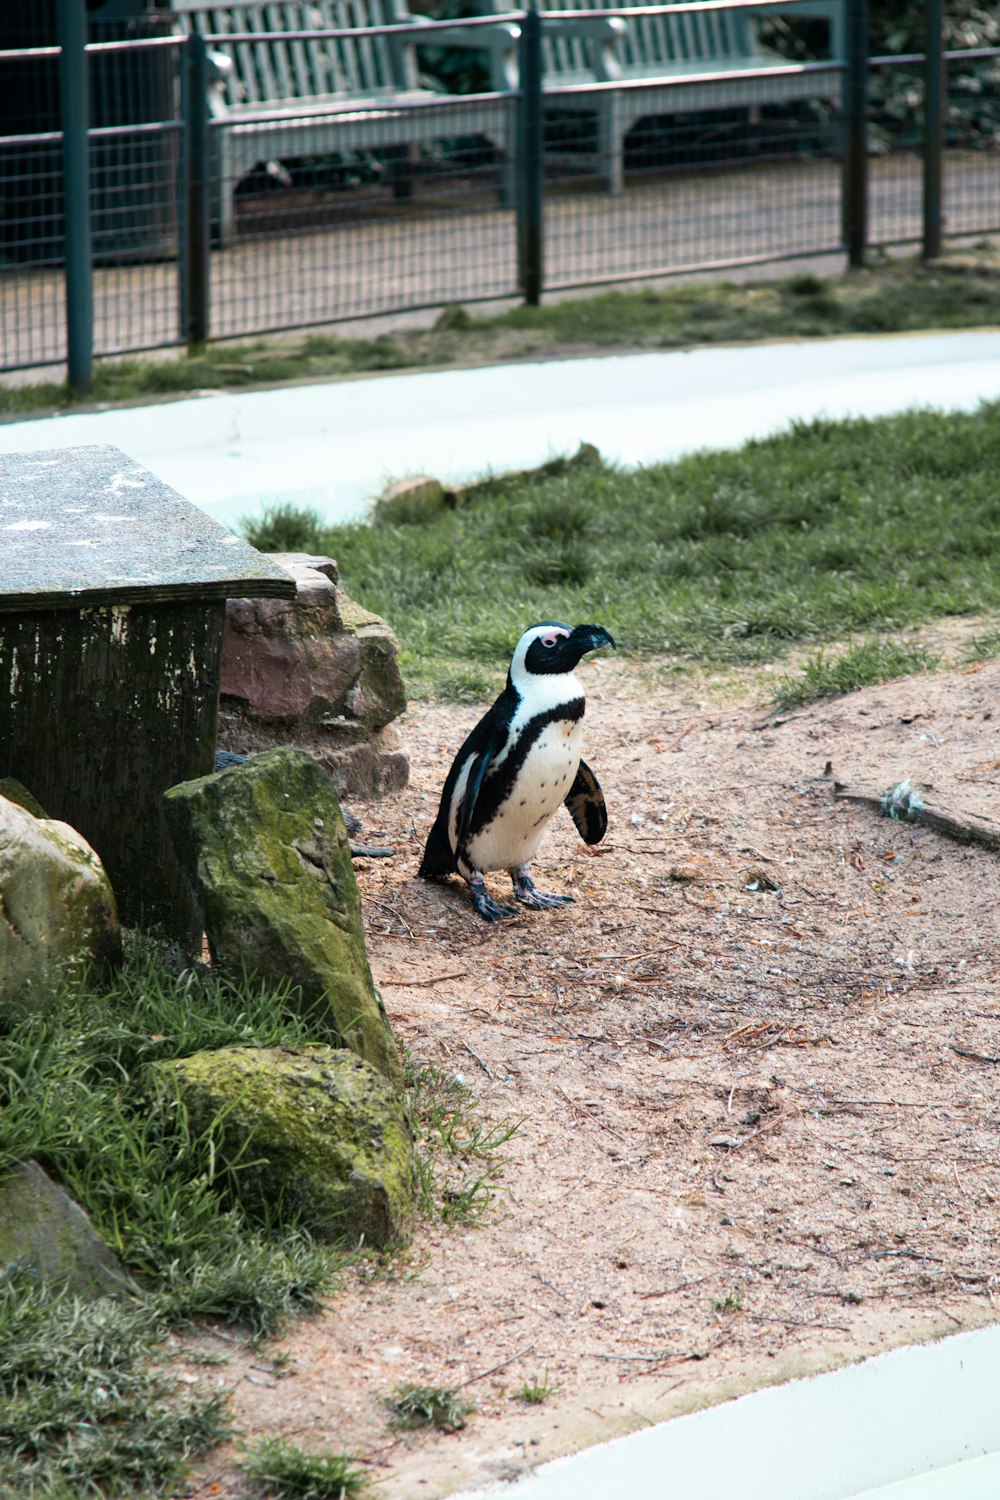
(219, 554, 408, 797)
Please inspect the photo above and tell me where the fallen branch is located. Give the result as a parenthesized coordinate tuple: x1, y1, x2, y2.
(832, 777, 1000, 854)
(950, 1045, 1000, 1065)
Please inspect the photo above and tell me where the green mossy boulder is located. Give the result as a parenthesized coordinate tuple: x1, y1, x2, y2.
(0, 794, 122, 1013)
(163, 747, 401, 1084)
(0, 1160, 131, 1298)
(151, 1045, 416, 1249)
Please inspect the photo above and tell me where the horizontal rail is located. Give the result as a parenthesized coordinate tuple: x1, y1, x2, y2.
(544, 56, 842, 97)
(0, 121, 184, 150)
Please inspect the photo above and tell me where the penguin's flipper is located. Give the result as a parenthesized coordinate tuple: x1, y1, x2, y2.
(456, 743, 498, 848)
(564, 759, 607, 845)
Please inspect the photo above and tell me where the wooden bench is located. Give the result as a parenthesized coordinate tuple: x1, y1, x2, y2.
(169, 0, 517, 241)
(470, 0, 847, 193)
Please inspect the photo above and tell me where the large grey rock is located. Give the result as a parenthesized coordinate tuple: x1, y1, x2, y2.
(151, 1045, 416, 1249)
(0, 1159, 130, 1297)
(0, 794, 122, 1011)
(163, 746, 401, 1084)
(219, 554, 409, 798)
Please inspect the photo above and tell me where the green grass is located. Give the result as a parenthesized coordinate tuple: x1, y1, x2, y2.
(0, 1271, 230, 1499)
(243, 401, 1000, 699)
(770, 639, 939, 711)
(0, 935, 352, 1496)
(517, 1376, 559, 1405)
(385, 1383, 473, 1433)
(241, 1437, 368, 1499)
(408, 1063, 521, 1225)
(3, 256, 999, 417)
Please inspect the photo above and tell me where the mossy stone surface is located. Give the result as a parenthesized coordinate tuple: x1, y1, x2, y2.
(0, 1159, 131, 1297)
(163, 747, 400, 1084)
(0, 778, 48, 817)
(151, 1045, 415, 1248)
(0, 794, 122, 1013)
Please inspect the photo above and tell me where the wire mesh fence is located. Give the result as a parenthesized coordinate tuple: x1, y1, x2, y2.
(1, 2, 998, 380)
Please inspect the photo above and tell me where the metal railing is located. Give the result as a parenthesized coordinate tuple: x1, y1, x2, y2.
(1, 0, 997, 386)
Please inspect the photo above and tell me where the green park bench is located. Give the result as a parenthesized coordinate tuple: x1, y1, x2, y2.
(471, 0, 847, 193)
(0, 444, 295, 945)
(168, 0, 517, 241)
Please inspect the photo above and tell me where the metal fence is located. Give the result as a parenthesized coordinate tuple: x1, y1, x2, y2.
(1, 0, 998, 383)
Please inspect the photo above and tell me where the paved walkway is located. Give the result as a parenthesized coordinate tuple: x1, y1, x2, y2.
(2, 329, 1000, 533)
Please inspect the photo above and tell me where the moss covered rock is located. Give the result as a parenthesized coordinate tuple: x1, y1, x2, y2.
(163, 747, 401, 1084)
(0, 1160, 131, 1297)
(151, 1045, 415, 1248)
(0, 794, 122, 1012)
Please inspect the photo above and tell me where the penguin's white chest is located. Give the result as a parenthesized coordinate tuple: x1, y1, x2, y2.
(465, 717, 583, 874)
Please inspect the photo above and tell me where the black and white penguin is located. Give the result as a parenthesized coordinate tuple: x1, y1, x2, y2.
(418, 621, 616, 920)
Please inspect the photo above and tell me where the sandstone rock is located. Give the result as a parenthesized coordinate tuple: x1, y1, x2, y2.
(163, 747, 401, 1084)
(374, 475, 446, 525)
(219, 553, 408, 797)
(151, 1045, 415, 1249)
(0, 795, 122, 1011)
(0, 1159, 130, 1297)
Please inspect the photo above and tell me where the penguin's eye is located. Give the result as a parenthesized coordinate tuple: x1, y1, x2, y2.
(540, 631, 565, 648)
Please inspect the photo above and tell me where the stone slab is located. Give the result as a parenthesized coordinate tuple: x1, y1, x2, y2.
(0, 444, 295, 611)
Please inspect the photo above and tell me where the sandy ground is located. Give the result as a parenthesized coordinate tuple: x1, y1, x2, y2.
(179, 632, 1000, 1499)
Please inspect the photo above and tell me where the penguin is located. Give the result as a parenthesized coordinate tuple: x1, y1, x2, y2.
(419, 621, 616, 920)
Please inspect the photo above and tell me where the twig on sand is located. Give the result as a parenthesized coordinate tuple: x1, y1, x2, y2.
(832, 777, 1000, 854)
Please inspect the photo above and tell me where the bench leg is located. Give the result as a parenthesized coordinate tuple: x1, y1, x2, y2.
(597, 94, 625, 195)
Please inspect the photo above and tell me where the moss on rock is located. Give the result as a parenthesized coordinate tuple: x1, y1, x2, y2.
(0, 1160, 131, 1297)
(163, 747, 401, 1085)
(0, 795, 122, 1012)
(151, 1045, 415, 1248)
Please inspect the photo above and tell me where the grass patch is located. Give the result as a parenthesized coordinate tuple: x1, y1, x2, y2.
(963, 625, 1000, 663)
(4, 256, 1000, 417)
(385, 1383, 472, 1433)
(769, 639, 939, 711)
(241, 1437, 368, 1498)
(0, 934, 352, 1496)
(517, 1376, 559, 1405)
(241, 401, 1000, 698)
(408, 1063, 520, 1225)
(0, 1271, 229, 1499)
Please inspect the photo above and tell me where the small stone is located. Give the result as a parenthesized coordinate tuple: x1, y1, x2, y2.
(0, 1160, 131, 1298)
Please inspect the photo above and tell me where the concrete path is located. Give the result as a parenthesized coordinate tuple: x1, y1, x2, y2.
(452, 1323, 1000, 1500)
(2, 328, 1000, 533)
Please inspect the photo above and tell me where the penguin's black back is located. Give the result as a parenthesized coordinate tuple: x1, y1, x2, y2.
(418, 685, 519, 880)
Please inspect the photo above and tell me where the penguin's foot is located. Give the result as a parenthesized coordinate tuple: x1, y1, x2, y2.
(467, 875, 518, 922)
(511, 870, 575, 910)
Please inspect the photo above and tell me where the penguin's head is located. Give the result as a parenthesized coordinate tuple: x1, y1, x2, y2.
(510, 621, 616, 686)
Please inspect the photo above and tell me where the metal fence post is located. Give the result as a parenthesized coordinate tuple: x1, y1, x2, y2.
(516, 6, 544, 306)
(183, 31, 211, 348)
(923, 0, 945, 260)
(57, 0, 93, 391)
(842, 0, 869, 269)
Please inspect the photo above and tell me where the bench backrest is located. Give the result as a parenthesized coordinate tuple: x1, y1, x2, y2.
(169, 0, 420, 104)
(541, 0, 754, 72)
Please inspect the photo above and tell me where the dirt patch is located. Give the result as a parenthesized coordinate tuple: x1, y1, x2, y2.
(182, 646, 1000, 1498)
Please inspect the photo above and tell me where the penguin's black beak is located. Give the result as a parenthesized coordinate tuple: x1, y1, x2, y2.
(567, 624, 617, 655)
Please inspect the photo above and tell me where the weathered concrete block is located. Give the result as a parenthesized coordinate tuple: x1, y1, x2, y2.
(0, 794, 121, 1011)
(163, 747, 401, 1084)
(151, 1045, 416, 1249)
(0, 1160, 130, 1297)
